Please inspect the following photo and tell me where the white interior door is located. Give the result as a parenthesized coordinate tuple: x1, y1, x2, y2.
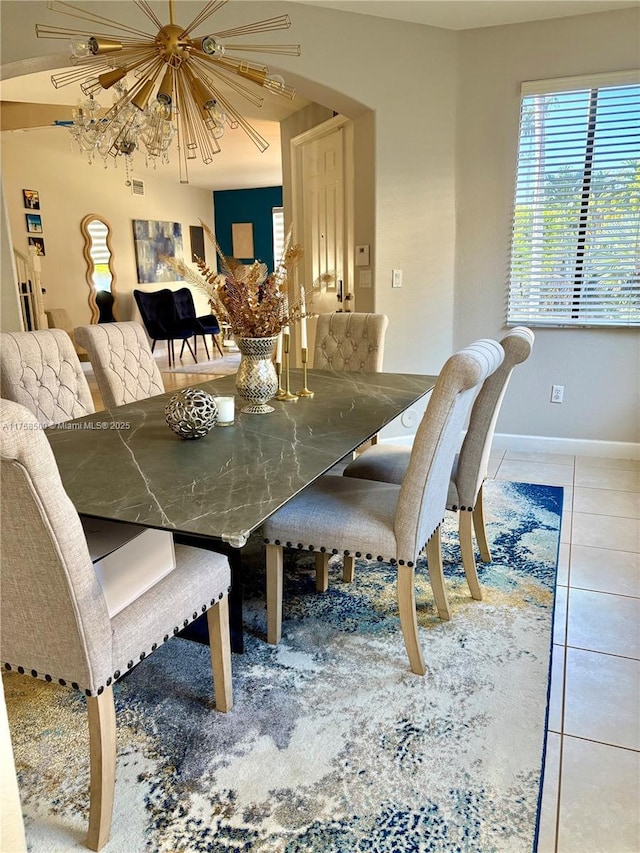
(291, 117, 353, 361)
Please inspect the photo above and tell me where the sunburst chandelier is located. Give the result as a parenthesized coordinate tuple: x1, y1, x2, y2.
(36, 0, 300, 184)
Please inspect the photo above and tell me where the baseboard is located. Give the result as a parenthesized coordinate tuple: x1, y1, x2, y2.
(491, 434, 640, 460)
(379, 431, 640, 460)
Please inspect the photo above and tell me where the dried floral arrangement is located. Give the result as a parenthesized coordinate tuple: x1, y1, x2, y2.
(164, 221, 331, 338)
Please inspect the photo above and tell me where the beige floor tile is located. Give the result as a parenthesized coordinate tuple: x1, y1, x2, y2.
(573, 487, 640, 519)
(556, 543, 570, 586)
(537, 731, 561, 853)
(548, 644, 565, 733)
(572, 512, 640, 553)
(567, 588, 640, 659)
(560, 512, 572, 545)
(574, 466, 640, 493)
(564, 648, 640, 749)
(553, 585, 567, 645)
(486, 456, 501, 478)
(495, 459, 574, 487)
(557, 736, 640, 853)
(575, 455, 640, 473)
(570, 545, 640, 598)
(505, 450, 575, 466)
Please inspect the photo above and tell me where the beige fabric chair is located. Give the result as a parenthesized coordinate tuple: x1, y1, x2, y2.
(0, 399, 233, 850)
(75, 322, 165, 410)
(44, 307, 87, 360)
(262, 339, 504, 675)
(343, 328, 535, 599)
(0, 329, 94, 425)
(313, 312, 389, 372)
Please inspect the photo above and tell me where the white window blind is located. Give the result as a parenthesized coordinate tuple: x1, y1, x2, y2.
(507, 72, 640, 327)
(272, 207, 285, 268)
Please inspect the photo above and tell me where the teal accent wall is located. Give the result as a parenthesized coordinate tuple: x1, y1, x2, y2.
(213, 186, 283, 274)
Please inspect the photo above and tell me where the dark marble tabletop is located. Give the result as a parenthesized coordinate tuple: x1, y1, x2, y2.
(47, 369, 436, 547)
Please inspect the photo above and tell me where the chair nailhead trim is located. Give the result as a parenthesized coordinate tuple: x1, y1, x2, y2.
(31, 669, 38, 677)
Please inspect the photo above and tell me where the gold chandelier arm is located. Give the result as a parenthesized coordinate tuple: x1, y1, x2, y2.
(36, 24, 149, 45)
(189, 56, 264, 108)
(206, 86, 269, 152)
(179, 1, 228, 38)
(212, 15, 292, 39)
(133, 0, 165, 30)
(222, 43, 301, 56)
(52, 61, 119, 89)
(42, 1, 155, 39)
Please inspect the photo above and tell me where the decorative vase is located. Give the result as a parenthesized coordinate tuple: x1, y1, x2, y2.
(165, 388, 218, 439)
(235, 336, 279, 414)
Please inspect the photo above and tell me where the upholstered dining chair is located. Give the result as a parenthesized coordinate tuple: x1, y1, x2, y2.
(0, 328, 95, 425)
(0, 398, 233, 851)
(75, 321, 165, 410)
(313, 312, 389, 372)
(133, 288, 197, 367)
(262, 339, 504, 676)
(343, 327, 535, 600)
(173, 287, 225, 359)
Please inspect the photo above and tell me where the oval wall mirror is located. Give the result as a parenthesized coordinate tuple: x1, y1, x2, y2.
(81, 214, 117, 323)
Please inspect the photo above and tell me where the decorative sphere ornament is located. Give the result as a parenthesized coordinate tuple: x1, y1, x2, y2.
(165, 388, 218, 439)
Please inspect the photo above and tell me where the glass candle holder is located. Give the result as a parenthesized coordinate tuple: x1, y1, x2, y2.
(214, 396, 235, 426)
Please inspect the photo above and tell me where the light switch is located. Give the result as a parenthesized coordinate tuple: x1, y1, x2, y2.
(392, 269, 403, 288)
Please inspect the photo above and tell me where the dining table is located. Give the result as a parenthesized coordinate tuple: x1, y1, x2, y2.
(46, 368, 436, 652)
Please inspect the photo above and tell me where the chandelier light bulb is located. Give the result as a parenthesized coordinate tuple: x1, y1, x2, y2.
(200, 35, 225, 56)
(264, 73, 285, 94)
(69, 37, 91, 58)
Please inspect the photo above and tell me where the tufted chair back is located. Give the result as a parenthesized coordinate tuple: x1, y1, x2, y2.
(0, 329, 94, 426)
(313, 313, 388, 372)
(451, 327, 535, 510)
(75, 322, 165, 410)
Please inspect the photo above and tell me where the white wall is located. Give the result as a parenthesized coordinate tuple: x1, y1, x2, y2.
(456, 8, 640, 444)
(2, 129, 215, 330)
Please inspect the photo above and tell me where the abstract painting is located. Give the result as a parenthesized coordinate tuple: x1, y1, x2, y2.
(132, 219, 183, 284)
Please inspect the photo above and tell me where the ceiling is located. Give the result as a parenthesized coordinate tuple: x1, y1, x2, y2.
(2, 0, 636, 190)
(295, 0, 638, 30)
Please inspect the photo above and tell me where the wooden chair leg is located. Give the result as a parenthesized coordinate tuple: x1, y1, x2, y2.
(459, 511, 483, 601)
(426, 527, 451, 621)
(184, 337, 198, 364)
(342, 554, 355, 583)
(315, 552, 329, 592)
(266, 544, 284, 644)
(473, 484, 492, 563)
(180, 340, 186, 359)
(397, 563, 426, 675)
(86, 688, 116, 852)
(213, 334, 224, 357)
(202, 335, 211, 360)
(207, 598, 233, 712)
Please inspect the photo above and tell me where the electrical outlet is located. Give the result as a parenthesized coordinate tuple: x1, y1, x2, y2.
(551, 385, 564, 404)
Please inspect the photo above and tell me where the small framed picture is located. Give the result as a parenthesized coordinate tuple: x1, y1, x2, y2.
(23, 189, 40, 210)
(26, 213, 43, 233)
(28, 236, 46, 256)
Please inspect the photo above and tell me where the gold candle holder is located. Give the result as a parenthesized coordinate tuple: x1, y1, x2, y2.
(275, 360, 285, 397)
(275, 332, 297, 402)
(297, 347, 314, 398)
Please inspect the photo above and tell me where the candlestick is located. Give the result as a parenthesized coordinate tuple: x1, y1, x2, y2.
(275, 330, 297, 401)
(275, 330, 282, 364)
(300, 287, 308, 350)
(297, 346, 314, 398)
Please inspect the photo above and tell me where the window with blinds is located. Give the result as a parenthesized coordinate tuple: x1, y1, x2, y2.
(272, 206, 285, 269)
(507, 72, 640, 327)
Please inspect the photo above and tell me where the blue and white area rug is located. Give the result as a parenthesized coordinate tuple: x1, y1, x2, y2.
(4, 481, 562, 853)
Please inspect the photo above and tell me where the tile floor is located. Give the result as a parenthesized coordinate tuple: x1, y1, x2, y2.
(87, 360, 640, 852)
(487, 449, 640, 853)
